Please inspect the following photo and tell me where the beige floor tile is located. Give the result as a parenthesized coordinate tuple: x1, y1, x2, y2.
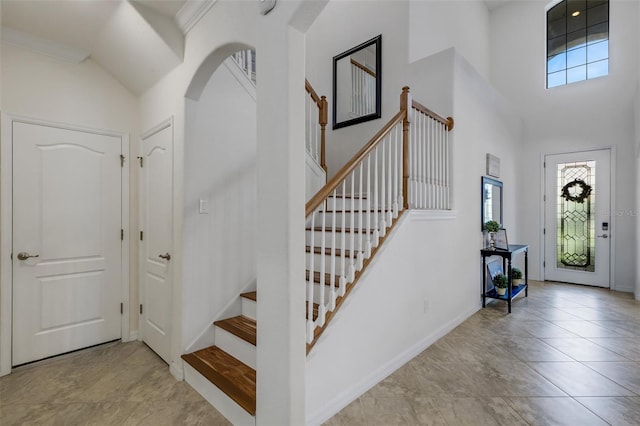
(550, 320, 626, 338)
(576, 397, 640, 426)
(321, 399, 366, 426)
(589, 320, 640, 337)
(542, 337, 629, 361)
(502, 338, 574, 362)
(589, 338, 640, 361)
(506, 397, 608, 425)
(424, 397, 527, 425)
(583, 362, 640, 395)
(528, 362, 636, 397)
(359, 396, 421, 425)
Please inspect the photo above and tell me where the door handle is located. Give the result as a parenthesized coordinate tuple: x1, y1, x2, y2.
(159, 253, 171, 261)
(17, 252, 39, 261)
(596, 234, 608, 239)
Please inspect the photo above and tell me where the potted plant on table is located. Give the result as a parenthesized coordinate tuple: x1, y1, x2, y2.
(493, 273, 509, 296)
(484, 220, 500, 250)
(511, 267, 523, 287)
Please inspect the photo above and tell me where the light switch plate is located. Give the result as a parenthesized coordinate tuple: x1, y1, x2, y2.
(199, 199, 209, 214)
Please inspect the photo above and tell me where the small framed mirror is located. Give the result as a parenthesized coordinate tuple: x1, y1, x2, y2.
(482, 176, 503, 230)
(333, 35, 381, 130)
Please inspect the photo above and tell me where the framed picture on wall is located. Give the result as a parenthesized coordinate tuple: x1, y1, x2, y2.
(494, 229, 509, 250)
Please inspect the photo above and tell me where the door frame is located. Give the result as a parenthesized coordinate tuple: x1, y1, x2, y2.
(0, 113, 130, 376)
(540, 147, 617, 289)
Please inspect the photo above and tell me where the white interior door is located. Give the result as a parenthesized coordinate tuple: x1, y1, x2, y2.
(12, 122, 122, 366)
(544, 149, 611, 287)
(139, 121, 173, 363)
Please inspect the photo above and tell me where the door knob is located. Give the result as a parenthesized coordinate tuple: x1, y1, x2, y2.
(158, 253, 171, 261)
(17, 252, 39, 261)
(596, 234, 608, 239)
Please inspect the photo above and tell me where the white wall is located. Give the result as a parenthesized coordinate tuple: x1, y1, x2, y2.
(305, 1, 410, 178)
(305, 4, 522, 416)
(137, 1, 326, 423)
(636, 0, 640, 300)
(0, 43, 141, 332)
(490, 0, 639, 290)
(182, 62, 257, 350)
(409, 0, 491, 80)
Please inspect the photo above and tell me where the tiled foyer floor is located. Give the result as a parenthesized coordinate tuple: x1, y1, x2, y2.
(1, 281, 639, 425)
(326, 281, 640, 425)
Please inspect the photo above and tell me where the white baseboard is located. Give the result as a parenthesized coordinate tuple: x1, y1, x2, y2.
(306, 304, 479, 426)
(170, 360, 184, 381)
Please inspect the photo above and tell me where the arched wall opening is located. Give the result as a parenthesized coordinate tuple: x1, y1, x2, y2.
(183, 43, 258, 352)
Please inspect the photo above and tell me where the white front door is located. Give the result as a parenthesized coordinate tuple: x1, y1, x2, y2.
(12, 122, 123, 366)
(139, 120, 173, 363)
(544, 149, 611, 287)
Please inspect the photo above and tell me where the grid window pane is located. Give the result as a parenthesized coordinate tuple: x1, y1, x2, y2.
(567, 46, 586, 68)
(588, 3, 608, 26)
(587, 59, 608, 78)
(567, 65, 587, 83)
(546, 0, 608, 88)
(587, 22, 608, 44)
(548, 71, 567, 88)
(548, 53, 567, 73)
(587, 40, 608, 62)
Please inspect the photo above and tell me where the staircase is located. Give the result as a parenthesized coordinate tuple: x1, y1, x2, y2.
(180, 86, 454, 424)
(182, 291, 257, 425)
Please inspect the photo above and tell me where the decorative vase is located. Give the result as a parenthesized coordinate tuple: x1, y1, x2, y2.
(496, 287, 506, 296)
(488, 231, 496, 250)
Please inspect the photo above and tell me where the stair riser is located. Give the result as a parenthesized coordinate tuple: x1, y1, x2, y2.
(305, 230, 373, 248)
(306, 252, 353, 274)
(183, 363, 255, 426)
(320, 197, 369, 211)
(214, 327, 256, 370)
(306, 281, 339, 303)
(241, 298, 256, 321)
(309, 211, 384, 228)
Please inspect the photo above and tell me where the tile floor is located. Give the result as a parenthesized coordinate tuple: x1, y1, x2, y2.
(326, 281, 640, 425)
(0, 281, 638, 425)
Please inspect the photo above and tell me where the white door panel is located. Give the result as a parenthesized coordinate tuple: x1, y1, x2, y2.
(12, 122, 122, 365)
(544, 149, 611, 287)
(139, 121, 173, 363)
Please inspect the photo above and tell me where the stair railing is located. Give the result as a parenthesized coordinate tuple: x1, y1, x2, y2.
(350, 59, 377, 117)
(232, 49, 256, 84)
(305, 86, 453, 348)
(305, 80, 328, 172)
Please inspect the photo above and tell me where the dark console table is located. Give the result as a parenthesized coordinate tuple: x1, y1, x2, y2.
(481, 244, 528, 313)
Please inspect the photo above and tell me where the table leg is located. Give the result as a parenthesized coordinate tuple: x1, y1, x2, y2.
(525, 249, 529, 297)
(507, 257, 512, 313)
(482, 256, 486, 308)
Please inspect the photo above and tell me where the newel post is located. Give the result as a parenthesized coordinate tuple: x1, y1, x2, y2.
(319, 95, 328, 173)
(400, 86, 411, 210)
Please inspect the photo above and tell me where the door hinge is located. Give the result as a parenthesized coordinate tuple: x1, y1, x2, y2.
(543, 161, 546, 168)
(543, 261, 546, 268)
(137, 156, 143, 167)
(121, 229, 124, 240)
(120, 154, 125, 167)
(120, 303, 123, 315)
(140, 231, 143, 241)
(543, 195, 546, 202)
(140, 304, 143, 314)
(543, 228, 546, 235)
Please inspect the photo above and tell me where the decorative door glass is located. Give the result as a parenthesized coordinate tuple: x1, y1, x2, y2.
(556, 161, 596, 272)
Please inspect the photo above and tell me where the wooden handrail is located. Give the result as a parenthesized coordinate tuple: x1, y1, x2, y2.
(350, 58, 376, 78)
(305, 79, 322, 105)
(305, 110, 405, 216)
(411, 99, 454, 131)
(305, 79, 328, 172)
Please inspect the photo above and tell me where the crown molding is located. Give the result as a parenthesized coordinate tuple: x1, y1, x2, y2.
(1, 27, 90, 63)
(175, 0, 218, 34)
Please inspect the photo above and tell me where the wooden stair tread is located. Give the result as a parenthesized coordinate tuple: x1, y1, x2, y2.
(214, 315, 256, 346)
(240, 291, 256, 301)
(305, 246, 354, 257)
(182, 346, 256, 415)
(306, 270, 341, 286)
